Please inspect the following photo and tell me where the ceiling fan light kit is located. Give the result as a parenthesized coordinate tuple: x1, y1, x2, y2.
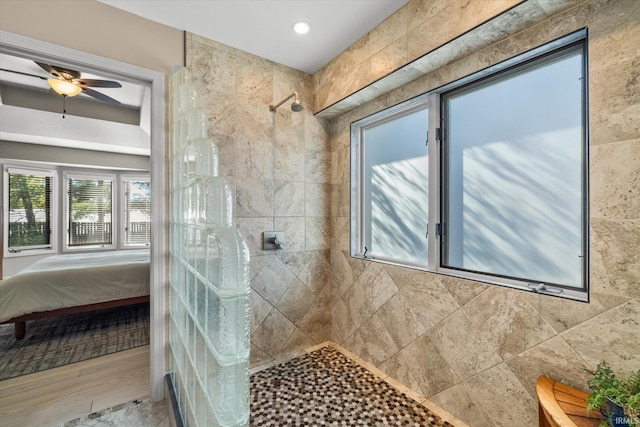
(47, 78, 82, 97)
(3, 61, 123, 106)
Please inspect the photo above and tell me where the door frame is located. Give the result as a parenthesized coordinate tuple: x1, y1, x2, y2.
(0, 30, 166, 401)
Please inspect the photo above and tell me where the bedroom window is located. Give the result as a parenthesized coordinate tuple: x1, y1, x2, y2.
(65, 173, 115, 249)
(122, 177, 151, 246)
(4, 167, 57, 254)
(351, 30, 588, 301)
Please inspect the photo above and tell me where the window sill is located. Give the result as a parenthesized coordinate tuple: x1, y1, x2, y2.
(4, 248, 56, 258)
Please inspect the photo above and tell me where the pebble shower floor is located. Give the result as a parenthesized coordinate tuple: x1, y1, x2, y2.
(249, 346, 455, 426)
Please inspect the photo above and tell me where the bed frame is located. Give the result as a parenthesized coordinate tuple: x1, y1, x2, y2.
(1, 295, 150, 340)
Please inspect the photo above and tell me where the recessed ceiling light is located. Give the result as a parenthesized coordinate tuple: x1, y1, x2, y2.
(292, 21, 310, 35)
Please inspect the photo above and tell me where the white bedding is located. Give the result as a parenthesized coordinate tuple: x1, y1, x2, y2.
(0, 250, 150, 323)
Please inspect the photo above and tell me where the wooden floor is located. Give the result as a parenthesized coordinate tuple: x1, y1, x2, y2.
(0, 345, 151, 427)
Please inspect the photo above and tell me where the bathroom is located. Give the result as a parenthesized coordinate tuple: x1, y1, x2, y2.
(1, 0, 639, 426)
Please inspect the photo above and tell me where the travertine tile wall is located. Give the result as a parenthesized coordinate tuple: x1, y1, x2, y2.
(186, 0, 638, 424)
(326, 0, 640, 426)
(312, 0, 528, 112)
(186, 34, 331, 368)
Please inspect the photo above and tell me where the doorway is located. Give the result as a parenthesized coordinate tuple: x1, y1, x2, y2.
(0, 29, 166, 401)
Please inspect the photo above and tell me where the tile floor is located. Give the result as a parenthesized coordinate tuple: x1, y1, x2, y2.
(60, 398, 170, 426)
(64, 343, 465, 426)
(250, 345, 459, 426)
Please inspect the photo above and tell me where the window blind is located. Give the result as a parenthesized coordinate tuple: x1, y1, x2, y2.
(8, 171, 52, 251)
(124, 180, 151, 245)
(68, 177, 113, 246)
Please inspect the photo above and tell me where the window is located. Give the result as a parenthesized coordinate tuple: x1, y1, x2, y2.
(4, 167, 56, 254)
(122, 176, 151, 246)
(351, 95, 429, 266)
(351, 30, 588, 301)
(65, 173, 114, 248)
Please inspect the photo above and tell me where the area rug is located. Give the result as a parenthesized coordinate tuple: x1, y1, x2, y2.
(250, 346, 455, 426)
(0, 302, 149, 380)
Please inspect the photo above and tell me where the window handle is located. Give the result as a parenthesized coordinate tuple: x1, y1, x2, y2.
(528, 283, 563, 295)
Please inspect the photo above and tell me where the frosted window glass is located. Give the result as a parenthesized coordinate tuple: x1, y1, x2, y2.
(362, 107, 428, 263)
(442, 46, 585, 288)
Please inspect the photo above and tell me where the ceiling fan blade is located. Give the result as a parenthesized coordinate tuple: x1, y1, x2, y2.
(81, 87, 121, 105)
(74, 79, 122, 88)
(34, 61, 60, 77)
(0, 68, 47, 80)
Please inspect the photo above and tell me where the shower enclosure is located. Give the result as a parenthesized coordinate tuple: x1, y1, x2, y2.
(168, 67, 251, 427)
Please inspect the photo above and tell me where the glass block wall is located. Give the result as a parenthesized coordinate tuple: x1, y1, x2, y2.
(169, 66, 251, 427)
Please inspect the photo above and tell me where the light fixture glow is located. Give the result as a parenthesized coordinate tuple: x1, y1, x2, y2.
(292, 21, 310, 35)
(48, 78, 82, 97)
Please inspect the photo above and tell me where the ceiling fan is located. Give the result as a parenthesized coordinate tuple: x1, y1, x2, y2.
(0, 61, 122, 105)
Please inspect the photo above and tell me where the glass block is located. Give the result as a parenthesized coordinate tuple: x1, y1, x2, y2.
(195, 331, 207, 389)
(185, 108, 207, 142)
(171, 154, 182, 191)
(184, 185, 195, 225)
(186, 227, 198, 269)
(176, 374, 186, 422)
(206, 290, 250, 361)
(186, 400, 197, 427)
(169, 66, 250, 427)
(206, 351, 250, 426)
(195, 378, 207, 426)
(184, 143, 197, 184)
(173, 84, 196, 118)
(172, 119, 186, 156)
(171, 66, 192, 88)
(196, 278, 207, 331)
(194, 137, 219, 177)
(194, 227, 207, 272)
(187, 269, 196, 312)
(205, 228, 250, 298)
(196, 177, 232, 228)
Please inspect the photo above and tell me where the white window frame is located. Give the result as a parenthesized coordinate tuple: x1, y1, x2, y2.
(3, 165, 58, 258)
(63, 171, 116, 251)
(351, 29, 589, 302)
(120, 174, 151, 248)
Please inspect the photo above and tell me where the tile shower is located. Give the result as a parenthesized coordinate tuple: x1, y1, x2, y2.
(180, 1, 640, 426)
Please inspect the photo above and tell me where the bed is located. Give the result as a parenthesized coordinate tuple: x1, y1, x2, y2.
(0, 249, 150, 340)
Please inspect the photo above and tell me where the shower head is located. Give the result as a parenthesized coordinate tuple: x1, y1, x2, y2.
(270, 92, 304, 113)
(291, 94, 304, 112)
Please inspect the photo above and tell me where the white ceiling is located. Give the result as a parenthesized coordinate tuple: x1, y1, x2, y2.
(98, 0, 409, 74)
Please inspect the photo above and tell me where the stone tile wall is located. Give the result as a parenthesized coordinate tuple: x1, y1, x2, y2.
(326, 0, 640, 426)
(186, 34, 331, 368)
(311, 0, 545, 112)
(185, 0, 639, 424)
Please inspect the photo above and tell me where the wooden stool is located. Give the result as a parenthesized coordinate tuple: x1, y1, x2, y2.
(536, 376, 605, 427)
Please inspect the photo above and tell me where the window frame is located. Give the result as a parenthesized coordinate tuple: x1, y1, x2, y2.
(351, 29, 589, 302)
(350, 93, 430, 270)
(120, 174, 151, 248)
(63, 171, 116, 251)
(3, 165, 58, 257)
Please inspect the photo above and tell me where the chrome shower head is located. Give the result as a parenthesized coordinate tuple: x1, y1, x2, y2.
(291, 94, 304, 112)
(270, 92, 304, 113)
